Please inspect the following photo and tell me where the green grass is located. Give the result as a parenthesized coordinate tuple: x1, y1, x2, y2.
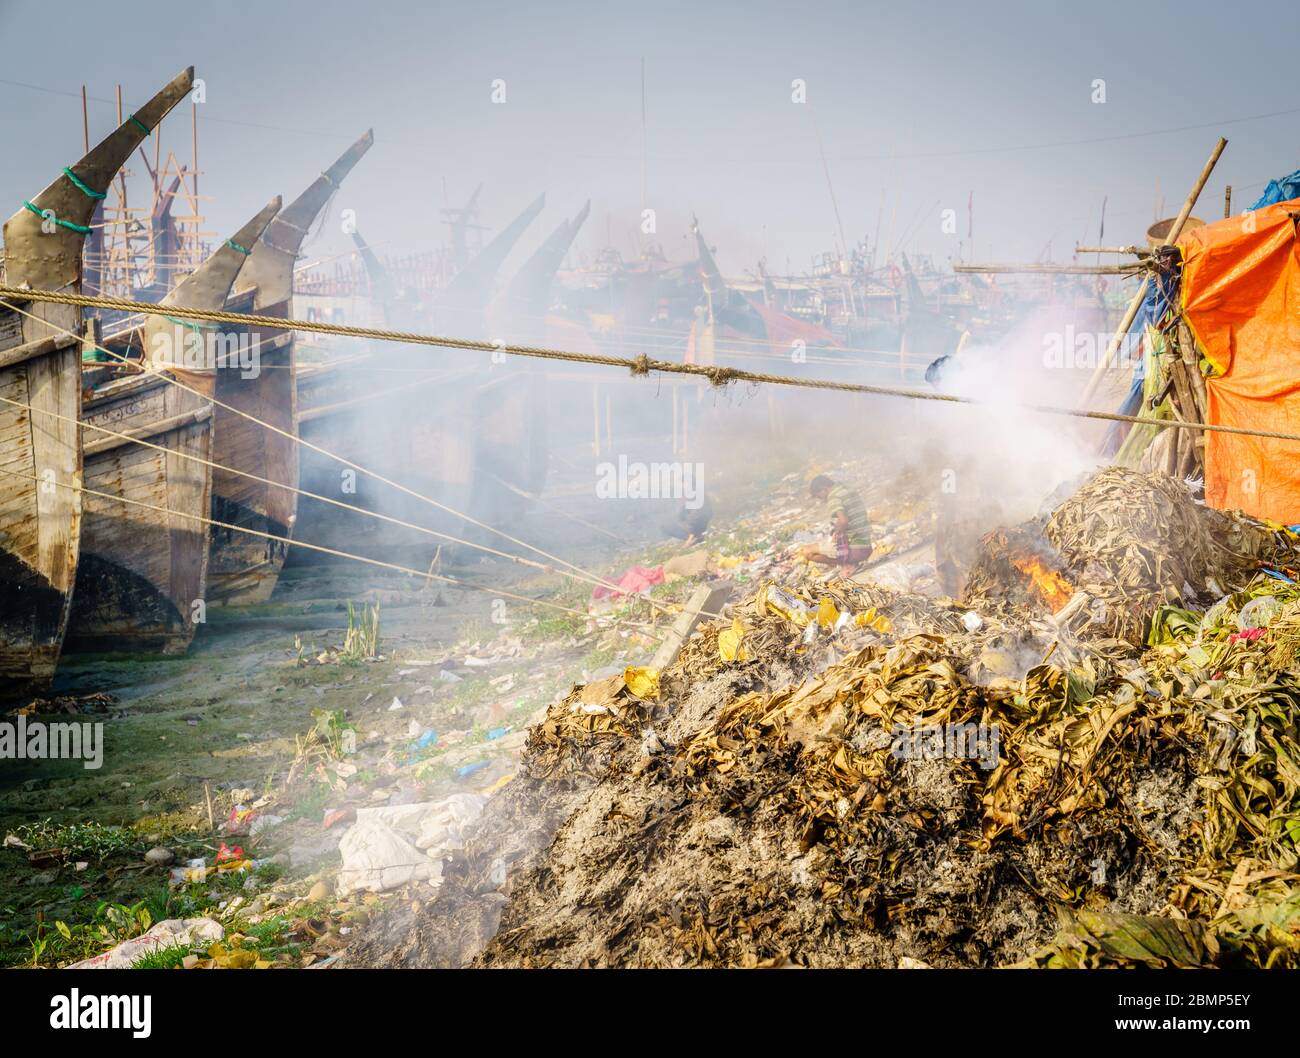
(9, 820, 139, 860)
(130, 942, 189, 969)
(520, 613, 588, 642)
(580, 643, 625, 672)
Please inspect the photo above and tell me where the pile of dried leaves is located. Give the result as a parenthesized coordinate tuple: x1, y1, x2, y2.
(965, 467, 1288, 644)
(477, 622, 1199, 966)
(349, 469, 1300, 969)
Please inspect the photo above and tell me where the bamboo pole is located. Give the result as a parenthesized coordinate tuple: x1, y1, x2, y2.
(1178, 319, 1209, 473)
(1078, 137, 1227, 410)
(1074, 245, 1148, 256)
(954, 262, 1139, 275)
(1178, 319, 1209, 419)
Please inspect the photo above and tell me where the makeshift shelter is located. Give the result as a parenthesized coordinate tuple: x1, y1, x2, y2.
(1179, 197, 1300, 522)
(1108, 185, 1300, 525)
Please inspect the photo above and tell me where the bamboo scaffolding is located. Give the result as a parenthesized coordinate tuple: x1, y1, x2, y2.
(1078, 137, 1228, 409)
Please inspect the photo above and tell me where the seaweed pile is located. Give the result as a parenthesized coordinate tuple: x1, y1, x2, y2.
(349, 469, 1300, 969)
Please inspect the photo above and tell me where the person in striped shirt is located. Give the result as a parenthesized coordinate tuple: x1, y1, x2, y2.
(807, 475, 873, 572)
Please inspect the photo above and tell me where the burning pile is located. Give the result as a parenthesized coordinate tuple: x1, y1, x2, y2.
(965, 467, 1286, 643)
(347, 468, 1300, 969)
(963, 527, 1075, 614)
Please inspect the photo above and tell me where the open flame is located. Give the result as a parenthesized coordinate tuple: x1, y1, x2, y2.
(1010, 552, 1073, 612)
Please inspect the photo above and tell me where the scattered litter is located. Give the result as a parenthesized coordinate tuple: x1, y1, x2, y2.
(68, 917, 223, 970)
(335, 794, 486, 895)
(248, 814, 285, 838)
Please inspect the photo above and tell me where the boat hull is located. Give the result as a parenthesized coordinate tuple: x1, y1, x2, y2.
(207, 302, 297, 605)
(66, 374, 212, 654)
(292, 362, 545, 566)
(0, 305, 84, 696)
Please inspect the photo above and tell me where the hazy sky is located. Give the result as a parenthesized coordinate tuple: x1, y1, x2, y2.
(1, 0, 1297, 278)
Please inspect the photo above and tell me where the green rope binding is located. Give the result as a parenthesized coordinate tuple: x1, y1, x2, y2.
(21, 201, 92, 234)
(163, 314, 220, 332)
(128, 114, 151, 136)
(226, 239, 252, 256)
(62, 167, 106, 200)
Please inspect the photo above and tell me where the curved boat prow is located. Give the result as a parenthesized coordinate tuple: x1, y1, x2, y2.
(156, 195, 284, 334)
(4, 68, 194, 293)
(234, 129, 375, 309)
(70, 196, 280, 654)
(691, 216, 726, 307)
(211, 133, 374, 606)
(501, 199, 591, 326)
(0, 68, 193, 695)
(350, 229, 400, 309)
(445, 192, 546, 325)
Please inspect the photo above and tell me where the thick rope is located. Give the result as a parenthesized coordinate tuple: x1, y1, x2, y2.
(0, 462, 660, 633)
(0, 296, 640, 602)
(0, 391, 616, 593)
(5, 284, 1300, 444)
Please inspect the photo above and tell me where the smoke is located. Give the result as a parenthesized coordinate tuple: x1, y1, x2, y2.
(907, 302, 1108, 540)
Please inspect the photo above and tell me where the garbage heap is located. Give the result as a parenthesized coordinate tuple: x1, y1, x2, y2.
(964, 467, 1280, 644)
(355, 468, 1300, 968)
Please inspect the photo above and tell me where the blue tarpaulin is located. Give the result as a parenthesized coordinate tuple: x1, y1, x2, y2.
(1099, 262, 1181, 454)
(1248, 169, 1300, 211)
(1128, 263, 1181, 384)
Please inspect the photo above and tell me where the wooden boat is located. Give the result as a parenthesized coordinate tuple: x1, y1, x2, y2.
(291, 199, 587, 563)
(479, 202, 591, 519)
(66, 198, 281, 654)
(497, 200, 590, 330)
(205, 129, 373, 605)
(439, 192, 545, 328)
(295, 356, 504, 561)
(0, 68, 193, 695)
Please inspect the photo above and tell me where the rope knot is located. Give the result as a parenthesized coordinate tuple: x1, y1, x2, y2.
(704, 366, 740, 387)
(630, 354, 652, 377)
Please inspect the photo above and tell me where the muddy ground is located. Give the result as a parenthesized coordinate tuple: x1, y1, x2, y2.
(0, 429, 822, 967)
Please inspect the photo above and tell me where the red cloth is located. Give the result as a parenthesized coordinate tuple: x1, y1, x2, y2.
(591, 564, 665, 602)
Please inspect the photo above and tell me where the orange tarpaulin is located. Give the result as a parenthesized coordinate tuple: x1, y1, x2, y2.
(1179, 198, 1300, 522)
